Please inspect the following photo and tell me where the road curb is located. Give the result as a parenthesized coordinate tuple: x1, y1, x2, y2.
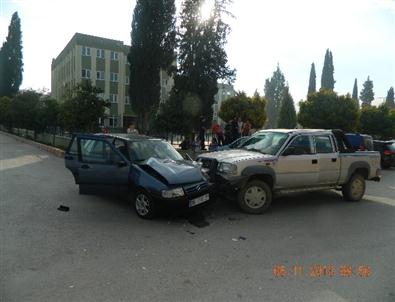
(0, 131, 65, 158)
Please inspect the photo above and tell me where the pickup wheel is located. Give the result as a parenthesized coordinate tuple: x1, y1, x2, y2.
(342, 173, 366, 202)
(238, 180, 272, 214)
(130, 190, 157, 219)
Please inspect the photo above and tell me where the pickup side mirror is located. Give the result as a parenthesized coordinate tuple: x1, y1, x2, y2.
(282, 147, 295, 156)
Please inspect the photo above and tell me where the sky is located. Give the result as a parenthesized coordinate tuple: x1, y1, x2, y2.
(0, 0, 394, 106)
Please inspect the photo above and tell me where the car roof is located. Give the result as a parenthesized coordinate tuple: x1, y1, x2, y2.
(75, 133, 162, 142)
(253, 129, 332, 135)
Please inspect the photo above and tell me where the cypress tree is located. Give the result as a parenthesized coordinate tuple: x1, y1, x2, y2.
(129, 0, 176, 133)
(321, 49, 335, 90)
(352, 78, 359, 108)
(385, 87, 395, 109)
(0, 12, 23, 97)
(174, 0, 235, 126)
(264, 65, 286, 128)
(278, 87, 297, 128)
(360, 76, 374, 107)
(307, 63, 316, 95)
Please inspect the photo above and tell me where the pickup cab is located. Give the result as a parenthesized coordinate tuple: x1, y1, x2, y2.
(65, 133, 211, 219)
(197, 129, 381, 214)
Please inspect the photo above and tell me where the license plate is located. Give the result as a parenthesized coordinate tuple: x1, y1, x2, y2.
(189, 193, 210, 207)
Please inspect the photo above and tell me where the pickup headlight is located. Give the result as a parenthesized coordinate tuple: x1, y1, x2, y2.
(218, 162, 237, 175)
(161, 187, 185, 198)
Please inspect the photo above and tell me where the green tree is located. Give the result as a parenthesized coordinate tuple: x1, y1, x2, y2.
(298, 90, 359, 131)
(37, 96, 60, 133)
(307, 62, 316, 95)
(0, 12, 23, 96)
(359, 105, 395, 139)
(360, 76, 374, 107)
(218, 91, 266, 129)
(129, 0, 176, 134)
(352, 78, 359, 108)
(59, 81, 109, 132)
(0, 96, 13, 128)
(321, 49, 335, 90)
(384, 87, 394, 109)
(278, 87, 297, 128)
(174, 0, 235, 129)
(10, 90, 41, 130)
(264, 65, 286, 128)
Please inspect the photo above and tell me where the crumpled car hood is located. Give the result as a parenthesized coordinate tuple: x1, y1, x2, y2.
(141, 158, 204, 185)
(199, 149, 276, 163)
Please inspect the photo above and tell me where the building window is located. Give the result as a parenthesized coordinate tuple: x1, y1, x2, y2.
(125, 96, 130, 105)
(110, 72, 118, 82)
(96, 49, 105, 59)
(125, 76, 129, 85)
(81, 69, 91, 79)
(96, 71, 105, 80)
(110, 51, 119, 61)
(110, 94, 118, 103)
(82, 46, 91, 56)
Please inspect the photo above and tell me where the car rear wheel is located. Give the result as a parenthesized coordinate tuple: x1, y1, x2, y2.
(342, 173, 366, 202)
(237, 180, 272, 214)
(130, 190, 157, 219)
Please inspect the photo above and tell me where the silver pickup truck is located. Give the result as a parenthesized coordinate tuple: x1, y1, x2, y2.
(197, 129, 381, 214)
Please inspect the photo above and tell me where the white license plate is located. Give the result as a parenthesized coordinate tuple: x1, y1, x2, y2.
(189, 193, 210, 207)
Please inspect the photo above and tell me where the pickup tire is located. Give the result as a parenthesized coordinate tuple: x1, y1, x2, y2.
(238, 180, 272, 214)
(130, 190, 157, 219)
(342, 173, 366, 202)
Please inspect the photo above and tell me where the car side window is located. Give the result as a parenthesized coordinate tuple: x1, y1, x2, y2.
(79, 138, 121, 164)
(315, 135, 334, 153)
(112, 138, 130, 161)
(287, 135, 314, 155)
(68, 137, 78, 155)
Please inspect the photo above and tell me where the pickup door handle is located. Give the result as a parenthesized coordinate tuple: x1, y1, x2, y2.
(80, 164, 90, 169)
(331, 158, 337, 162)
(312, 159, 318, 164)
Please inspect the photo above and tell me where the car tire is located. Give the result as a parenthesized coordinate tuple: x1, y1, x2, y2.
(342, 173, 366, 202)
(237, 180, 272, 214)
(130, 190, 157, 219)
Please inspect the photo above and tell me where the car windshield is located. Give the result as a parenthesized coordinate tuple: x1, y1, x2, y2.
(128, 140, 183, 161)
(241, 132, 289, 155)
(229, 136, 249, 148)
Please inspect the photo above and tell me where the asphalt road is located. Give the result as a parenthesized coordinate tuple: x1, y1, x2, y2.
(1, 132, 394, 302)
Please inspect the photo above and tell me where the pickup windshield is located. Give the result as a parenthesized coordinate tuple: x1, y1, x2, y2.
(242, 132, 289, 155)
(128, 140, 183, 161)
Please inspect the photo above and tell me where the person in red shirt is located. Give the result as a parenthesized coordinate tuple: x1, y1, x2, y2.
(212, 121, 224, 146)
(242, 119, 251, 137)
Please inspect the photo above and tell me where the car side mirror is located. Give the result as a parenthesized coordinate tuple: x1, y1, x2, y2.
(116, 160, 127, 167)
(282, 147, 295, 156)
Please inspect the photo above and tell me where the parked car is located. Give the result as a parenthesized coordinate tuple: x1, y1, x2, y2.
(345, 133, 374, 151)
(65, 133, 211, 219)
(373, 140, 395, 168)
(197, 129, 381, 214)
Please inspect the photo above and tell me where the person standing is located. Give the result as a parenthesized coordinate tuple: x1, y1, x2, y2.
(198, 117, 206, 150)
(237, 117, 243, 138)
(242, 119, 251, 137)
(231, 116, 239, 143)
(212, 121, 224, 146)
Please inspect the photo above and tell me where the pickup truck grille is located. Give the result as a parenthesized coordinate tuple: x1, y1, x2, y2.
(184, 182, 209, 196)
(197, 158, 218, 178)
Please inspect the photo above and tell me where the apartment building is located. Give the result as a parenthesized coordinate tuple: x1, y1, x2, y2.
(213, 83, 237, 125)
(51, 33, 134, 129)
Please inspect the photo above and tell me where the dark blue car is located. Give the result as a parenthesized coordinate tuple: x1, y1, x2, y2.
(65, 133, 211, 219)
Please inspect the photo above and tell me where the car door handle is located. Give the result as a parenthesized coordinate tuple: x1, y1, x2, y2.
(331, 158, 337, 162)
(81, 164, 90, 169)
(312, 159, 318, 164)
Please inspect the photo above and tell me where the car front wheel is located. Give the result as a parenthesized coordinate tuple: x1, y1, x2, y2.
(342, 173, 366, 201)
(237, 180, 272, 214)
(131, 190, 157, 219)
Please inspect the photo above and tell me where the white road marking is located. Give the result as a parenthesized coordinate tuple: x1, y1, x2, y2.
(364, 195, 395, 206)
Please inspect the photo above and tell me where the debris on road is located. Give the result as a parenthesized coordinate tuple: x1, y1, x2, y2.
(232, 236, 247, 242)
(57, 205, 70, 212)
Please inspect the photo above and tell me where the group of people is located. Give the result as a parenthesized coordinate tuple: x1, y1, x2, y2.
(211, 117, 252, 148)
